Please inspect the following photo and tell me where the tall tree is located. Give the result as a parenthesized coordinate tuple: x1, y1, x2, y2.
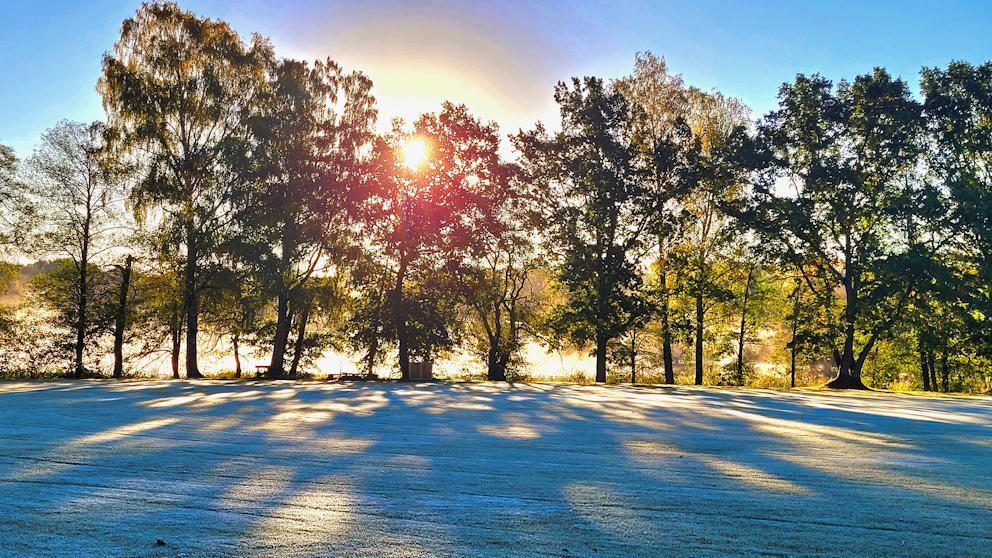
(720, 246, 780, 386)
(27, 121, 129, 378)
(675, 89, 750, 385)
(922, 61, 992, 361)
(362, 103, 507, 380)
(99, 1, 272, 378)
(30, 260, 118, 374)
(613, 52, 698, 384)
(738, 70, 925, 388)
(238, 57, 376, 378)
(779, 272, 836, 388)
(343, 257, 395, 377)
(139, 251, 186, 379)
(197, 255, 267, 378)
(516, 77, 653, 384)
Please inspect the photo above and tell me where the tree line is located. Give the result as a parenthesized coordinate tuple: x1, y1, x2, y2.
(1, 2, 990, 392)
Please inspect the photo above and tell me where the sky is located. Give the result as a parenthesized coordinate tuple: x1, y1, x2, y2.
(2, 0, 992, 159)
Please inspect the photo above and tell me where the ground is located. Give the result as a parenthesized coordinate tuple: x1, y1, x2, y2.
(0, 381, 990, 557)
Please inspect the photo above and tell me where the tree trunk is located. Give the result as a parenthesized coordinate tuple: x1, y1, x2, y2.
(695, 290, 704, 385)
(487, 350, 507, 381)
(595, 333, 608, 384)
(789, 279, 801, 389)
(233, 334, 242, 379)
(928, 351, 937, 392)
(660, 262, 674, 384)
(394, 256, 410, 381)
(269, 228, 294, 378)
(629, 329, 637, 383)
(487, 345, 507, 382)
(288, 301, 310, 378)
(171, 303, 181, 380)
(268, 290, 290, 377)
(487, 301, 506, 381)
(487, 347, 503, 381)
(74, 225, 90, 379)
(790, 345, 797, 388)
(940, 347, 949, 392)
(826, 281, 867, 389)
(919, 336, 931, 391)
(661, 311, 674, 384)
(184, 224, 202, 378)
(366, 334, 378, 377)
(735, 265, 755, 385)
(113, 256, 132, 379)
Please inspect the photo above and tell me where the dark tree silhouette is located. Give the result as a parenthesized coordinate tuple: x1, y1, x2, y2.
(516, 77, 654, 384)
(738, 70, 926, 389)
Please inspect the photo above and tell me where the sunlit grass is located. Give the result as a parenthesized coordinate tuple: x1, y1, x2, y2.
(72, 417, 180, 445)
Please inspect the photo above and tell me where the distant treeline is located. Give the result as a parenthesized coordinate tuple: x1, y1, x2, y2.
(1, 2, 990, 393)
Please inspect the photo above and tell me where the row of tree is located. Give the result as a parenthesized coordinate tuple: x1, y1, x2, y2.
(1, 2, 991, 392)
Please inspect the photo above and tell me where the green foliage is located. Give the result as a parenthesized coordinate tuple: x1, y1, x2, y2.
(922, 61, 992, 360)
(516, 77, 656, 383)
(0, 143, 34, 253)
(234, 54, 376, 377)
(737, 69, 927, 388)
(357, 102, 509, 379)
(456, 164, 547, 381)
(27, 260, 118, 374)
(342, 258, 395, 376)
(25, 120, 132, 377)
(99, 1, 273, 378)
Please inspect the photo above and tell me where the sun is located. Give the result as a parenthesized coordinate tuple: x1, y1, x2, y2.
(400, 138, 428, 169)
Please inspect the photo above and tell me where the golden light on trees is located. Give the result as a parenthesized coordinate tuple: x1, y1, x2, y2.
(400, 138, 429, 169)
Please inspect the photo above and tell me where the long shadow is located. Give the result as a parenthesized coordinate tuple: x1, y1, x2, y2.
(0, 379, 990, 557)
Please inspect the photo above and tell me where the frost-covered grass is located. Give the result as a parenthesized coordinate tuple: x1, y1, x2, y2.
(1, 380, 990, 557)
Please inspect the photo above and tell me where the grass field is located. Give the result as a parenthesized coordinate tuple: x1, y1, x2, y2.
(1, 380, 990, 557)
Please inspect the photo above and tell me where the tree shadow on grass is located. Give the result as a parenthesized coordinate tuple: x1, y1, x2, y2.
(0, 380, 990, 557)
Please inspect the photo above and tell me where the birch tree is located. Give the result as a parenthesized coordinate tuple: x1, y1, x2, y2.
(99, 1, 271, 378)
(27, 121, 129, 378)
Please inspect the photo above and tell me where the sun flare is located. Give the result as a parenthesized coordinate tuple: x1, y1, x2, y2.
(400, 138, 428, 169)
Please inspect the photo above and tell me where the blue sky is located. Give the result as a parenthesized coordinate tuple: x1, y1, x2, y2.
(2, 0, 991, 158)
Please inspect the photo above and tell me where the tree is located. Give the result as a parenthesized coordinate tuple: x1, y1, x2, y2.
(361, 103, 507, 380)
(139, 255, 186, 379)
(739, 70, 925, 389)
(99, 1, 272, 378)
(459, 221, 544, 382)
(673, 89, 750, 385)
(27, 121, 129, 378)
(516, 77, 654, 384)
(197, 259, 266, 378)
(0, 144, 14, 196)
(0, 143, 34, 252)
(613, 52, 697, 384)
(780, 272, 835, 388)
(30, 260, 118, 374)
(922, 61, 992, 361)
(238, 56, 376, 378)
(0, 143, 31, 344)
(344, 257, 395, 377)
(719, 246, 780, 386)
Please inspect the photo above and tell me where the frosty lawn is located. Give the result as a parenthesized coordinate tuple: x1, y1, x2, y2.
(1, 381, 990, 557)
